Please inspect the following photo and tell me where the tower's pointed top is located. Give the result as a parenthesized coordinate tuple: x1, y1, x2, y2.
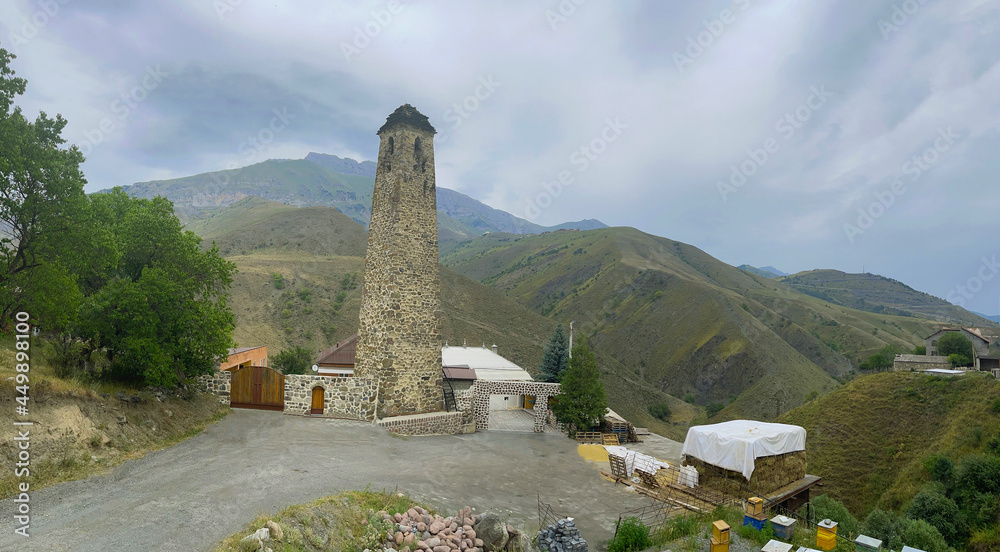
(378, 103, 436, 134)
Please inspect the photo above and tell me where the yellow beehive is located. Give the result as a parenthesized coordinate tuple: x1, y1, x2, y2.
(745, 497, 765, 516)
(710, 536, 730, 552)
(818, 518, 838, 535)
(817, 531, 837, 551)
(712, 520, 731, 544)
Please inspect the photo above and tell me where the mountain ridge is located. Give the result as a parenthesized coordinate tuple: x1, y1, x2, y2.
(111, 155, 608, 239)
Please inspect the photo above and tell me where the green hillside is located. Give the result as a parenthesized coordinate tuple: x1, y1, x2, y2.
(188, 201, 697, 439)
(781, 269, 998, 327)
(781, 371, 1000, 516)
(440, 229, 952, 420)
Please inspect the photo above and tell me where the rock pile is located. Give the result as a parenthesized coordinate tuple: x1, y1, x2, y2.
(536, 518, 587, 552)
(377, 505, 487, 552)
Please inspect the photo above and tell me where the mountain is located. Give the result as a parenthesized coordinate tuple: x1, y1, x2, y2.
(439, 229, 961, 420)
(779, 269, 998, 327)
(974, 311, 1000, 324)
(760, 266, 788, 277)
(781, 371, 1000, 516)
(738, 264, 783, 278)
(305, 152, 376, 177)
(114, 155, 607, 239)
(190, 199, 697, 439)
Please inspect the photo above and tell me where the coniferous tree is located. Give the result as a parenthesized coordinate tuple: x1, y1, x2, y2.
(551, 337, 607, 437)
(539, 324, 569, 382)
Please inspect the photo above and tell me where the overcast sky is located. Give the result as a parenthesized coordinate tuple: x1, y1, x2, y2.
(3, 0, 1000, 314)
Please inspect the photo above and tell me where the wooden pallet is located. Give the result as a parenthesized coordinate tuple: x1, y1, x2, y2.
(576, 432, 603, 444)
(603, 433, 620, 446)
(609, 454, 629, 480)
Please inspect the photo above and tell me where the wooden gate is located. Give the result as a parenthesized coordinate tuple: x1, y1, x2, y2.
(231, 366, 285, 410)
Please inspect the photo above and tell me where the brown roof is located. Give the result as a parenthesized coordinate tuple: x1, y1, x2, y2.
(443, 366, 477, 380)
(317, 334, 358, 366)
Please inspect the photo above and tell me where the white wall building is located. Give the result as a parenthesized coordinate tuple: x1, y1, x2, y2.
(442, 345, 533, 410)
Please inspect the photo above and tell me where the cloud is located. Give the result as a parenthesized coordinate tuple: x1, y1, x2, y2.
(6, 0, 1000, 313)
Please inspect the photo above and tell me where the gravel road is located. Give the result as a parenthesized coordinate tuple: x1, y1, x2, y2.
(0, 410, 660, 551)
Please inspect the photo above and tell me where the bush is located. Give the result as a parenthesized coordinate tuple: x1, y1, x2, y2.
(648, 403, 671, 421)
(861, 509, 907, 550)
(948, 353, 972, 367)
(923, 455, 954, 485)
(608, 517, 650, 552)
(901, 518, 950, 552)
(271, 346, 313, 375)
(272, 273, 284, 289)
(805, 495, 859, 536)
(906, 486, 967, 544)
(913, 345, 927, 355)
(991, 397, 1000, 414)
(297, 288, 311, 302)
(706, 403, 724, 418)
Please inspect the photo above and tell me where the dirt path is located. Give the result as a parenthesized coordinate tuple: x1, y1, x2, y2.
(0, 410, 664, 551)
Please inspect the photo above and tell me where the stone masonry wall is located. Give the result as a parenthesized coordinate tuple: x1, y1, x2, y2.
(355, 105, 444, 418)
(472, 381, 560, 432)
(196, 370, 231, 405)
(283, 375, 377, 420)
(893, 354, 954, 372)
(376, 411, 464, 436)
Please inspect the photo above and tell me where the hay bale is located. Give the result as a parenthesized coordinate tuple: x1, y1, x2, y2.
(684, 450, 806, 497)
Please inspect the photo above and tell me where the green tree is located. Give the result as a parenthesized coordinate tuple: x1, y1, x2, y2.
(271, 346, 314, 375)
(938, 332, 974, 359)
(859, 344, 902, 371)
(0, 48, 88, 329)
(900, 518, 950, 552)
(912, 345, 927, 355)
(75, 189, 235, 387)
(539, 324, 569, 383)
(551, 337, 607, 436)
(907, 486, 967, 544)
(648, 403, 671, 421)
(861, 509, 907, 551)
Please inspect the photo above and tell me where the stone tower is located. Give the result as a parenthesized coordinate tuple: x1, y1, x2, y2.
(355, 104, 444, 418)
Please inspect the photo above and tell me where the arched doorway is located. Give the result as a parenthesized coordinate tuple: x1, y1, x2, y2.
(310, 387, 324, 415)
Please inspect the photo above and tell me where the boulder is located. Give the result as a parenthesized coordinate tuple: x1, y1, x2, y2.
(473, 513, 508, 552)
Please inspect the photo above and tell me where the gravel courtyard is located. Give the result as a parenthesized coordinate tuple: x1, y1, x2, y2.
(0, 410, 662, 551)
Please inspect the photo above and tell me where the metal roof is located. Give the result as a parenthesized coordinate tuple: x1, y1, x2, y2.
(317, 334, 358, 366)
(227, 346, 265, 355)
(443, 366, 477, 380)
(442, 346, 533, 381)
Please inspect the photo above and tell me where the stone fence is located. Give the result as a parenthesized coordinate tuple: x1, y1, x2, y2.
(196, 371, 231, 405)
(283, 375, 377, 420)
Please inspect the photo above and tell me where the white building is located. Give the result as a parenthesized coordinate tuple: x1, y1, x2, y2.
(442, 344, 533, 410)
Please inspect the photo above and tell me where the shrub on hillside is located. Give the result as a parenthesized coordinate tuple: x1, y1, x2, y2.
(706, 403, 724, 418)
(912, 345, 927, 355)
(648, 403, 671, 421)
(906, 486, 968, 544)
(923, 455, 954, 486)
(804, 495, 859, 537)
(272, 273, 284, 289)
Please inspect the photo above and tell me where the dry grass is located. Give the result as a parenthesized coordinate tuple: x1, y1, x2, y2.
(214, 489, 429, 552)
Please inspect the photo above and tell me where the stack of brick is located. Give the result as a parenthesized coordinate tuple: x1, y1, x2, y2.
(536, 518, 587, 552)
(379, 506, 484, 552)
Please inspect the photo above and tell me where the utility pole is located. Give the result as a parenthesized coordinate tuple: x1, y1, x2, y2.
(569, 320, 575, 358)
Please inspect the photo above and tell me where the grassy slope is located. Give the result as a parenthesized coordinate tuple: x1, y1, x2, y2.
(0, 336, 229, 498)
(780, 371, 1000, 516)
(440, 228, 948, 421)
(780, 269, 1000, 327)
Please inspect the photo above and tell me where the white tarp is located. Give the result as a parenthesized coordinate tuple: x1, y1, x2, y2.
(604, 445, 670, 476)
(680, 420, 806, 480)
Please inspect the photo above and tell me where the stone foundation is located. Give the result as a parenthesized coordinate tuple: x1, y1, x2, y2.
(196, 371, 231, 405)
(283, 375, 377, 420)
(377, 411, 465, 436)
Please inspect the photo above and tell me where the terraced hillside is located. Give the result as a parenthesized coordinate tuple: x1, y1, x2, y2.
(781, 371, 1000, 516)
(780, 269, 998, 327)
(440, 229, 949, 420)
